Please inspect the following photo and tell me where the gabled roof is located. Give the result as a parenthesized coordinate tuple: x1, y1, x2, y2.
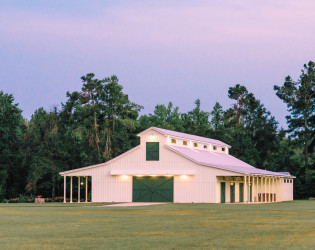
(59, 145, 141, 175)
(166, 145, 294, 177)
(138, 127, 231, 148)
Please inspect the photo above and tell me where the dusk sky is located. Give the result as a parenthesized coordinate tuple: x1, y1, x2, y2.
(1, 0, 314, 128)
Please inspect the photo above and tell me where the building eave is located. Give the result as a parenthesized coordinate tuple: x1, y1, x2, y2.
(59, 145, 141, 176)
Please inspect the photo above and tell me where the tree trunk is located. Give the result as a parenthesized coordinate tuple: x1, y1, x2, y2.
(92, 98, 101, 156)
(304, 114, 309, 187)
(51, 172, 55, 199)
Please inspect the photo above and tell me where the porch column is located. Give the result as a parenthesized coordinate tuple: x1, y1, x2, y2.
(63, 176, 66, 203)
(280, 178, 284, 201)
(272, 177, 275, 202)
(244, 175, 247, 202)
(256, 176, 259, 202)
(264, 177, 267, 202)
(70, 176, 73, 203)
(270, 178, 272, 202)
(276, 177, 279, 202)
(251, 176, 255, 202)
(85, 176, 88, 203)
(268, 177, 271, 202)
(78, 176, 81, 203)
(260, 176, 263, 202)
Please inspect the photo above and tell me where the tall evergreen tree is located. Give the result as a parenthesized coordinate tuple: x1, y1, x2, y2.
(0, 91, 24, 200)
(274, 61, 315, 191)
(138, 102, 183, 131)
(181, 99, 210, 136)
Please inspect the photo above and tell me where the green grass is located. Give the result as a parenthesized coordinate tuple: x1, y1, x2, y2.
(0, 201, 314, 249)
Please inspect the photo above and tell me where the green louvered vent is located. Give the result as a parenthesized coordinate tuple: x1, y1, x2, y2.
(146, 142, 159, 161)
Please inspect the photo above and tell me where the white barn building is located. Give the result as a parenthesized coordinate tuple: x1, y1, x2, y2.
(60, 127, 294, 203)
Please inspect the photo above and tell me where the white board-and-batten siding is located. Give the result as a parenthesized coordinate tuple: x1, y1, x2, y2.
(63, 130, 241, 203)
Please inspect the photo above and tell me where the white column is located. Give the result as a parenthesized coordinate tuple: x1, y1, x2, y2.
(270, 178, 272, 202)
(270, 177, 272, 202)
(63, 176, 66, 203)
(70, 176, 73, 203)
(276, 178, 279, 202)
(252, 176, 254, 202)
(78, 176, 81, 203)
(256, 176, 259, 202)
(280, 178, 284, 201)
(85, 176, 88, 203)
(260, 176, 263, 202)
(268, 177, 270, 202)
(264, 177, 267, 202)
(272, 178, 275, 202)
(244, 175, 247, 202)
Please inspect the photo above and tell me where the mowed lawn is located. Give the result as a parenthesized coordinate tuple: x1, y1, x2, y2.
(0, 201, 314, 249)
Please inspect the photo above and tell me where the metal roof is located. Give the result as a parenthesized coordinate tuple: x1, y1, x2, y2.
(166, 145, 294, 177)
(138, 127, 231, 148)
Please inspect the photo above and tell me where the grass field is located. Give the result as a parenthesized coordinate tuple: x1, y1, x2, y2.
(0, 201, 314, 249)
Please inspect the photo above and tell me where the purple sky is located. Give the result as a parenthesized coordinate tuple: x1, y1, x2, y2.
(1, 0, 314, 128)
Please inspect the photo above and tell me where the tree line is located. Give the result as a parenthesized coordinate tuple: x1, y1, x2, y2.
(0, 62, 314, 201)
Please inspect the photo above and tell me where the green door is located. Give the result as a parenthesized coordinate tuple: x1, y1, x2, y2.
(133, 176, 173, 202)
(221, 182, 226, 203)
(230, 183, 235, 203)
(239, 183, 244, 202)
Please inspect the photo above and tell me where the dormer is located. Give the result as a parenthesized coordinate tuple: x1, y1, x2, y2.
(137, 127, 231, 155)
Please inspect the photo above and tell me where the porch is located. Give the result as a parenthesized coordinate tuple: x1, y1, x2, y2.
(217, 175, 285, 203)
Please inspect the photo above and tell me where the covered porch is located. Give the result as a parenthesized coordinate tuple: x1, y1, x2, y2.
(218, 175, 286, 203)
(62, 175, 91, 203)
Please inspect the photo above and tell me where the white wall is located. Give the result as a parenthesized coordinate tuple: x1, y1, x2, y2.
(282, 179, 294, 201)
(64, 129, 242, 203)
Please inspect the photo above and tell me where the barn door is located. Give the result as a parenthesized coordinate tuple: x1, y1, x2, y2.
(133, 176, 173, 202)
(221, 182, 226, 203)
(230, 183, 235, 203)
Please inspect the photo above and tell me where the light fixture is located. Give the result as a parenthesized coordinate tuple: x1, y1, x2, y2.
(121, 175, 129, 180)
(80, 182, 84, 185)
(231, 183, 234, 186)
(180, 175, 189, 180)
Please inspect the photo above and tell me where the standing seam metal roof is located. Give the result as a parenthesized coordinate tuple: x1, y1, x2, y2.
(166, 145, 294, 177)
(145, 127, 231, 147)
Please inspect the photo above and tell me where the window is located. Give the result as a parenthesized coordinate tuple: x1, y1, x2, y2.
(284, 179, 286, 183)
(194, 143, 198, 147)
(204, 145, 207, 149)
(290, 179, 292, 183)
(183, 141, 187, 146)
(213, 146, 217, 150)
(222, 147, 225, 152)
(146, 142, 159, 161)
(171, 139, 176, 144)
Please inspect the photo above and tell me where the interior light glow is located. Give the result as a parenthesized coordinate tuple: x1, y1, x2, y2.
(121, 175, 129, 180)
(180, 175, 189, 180)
